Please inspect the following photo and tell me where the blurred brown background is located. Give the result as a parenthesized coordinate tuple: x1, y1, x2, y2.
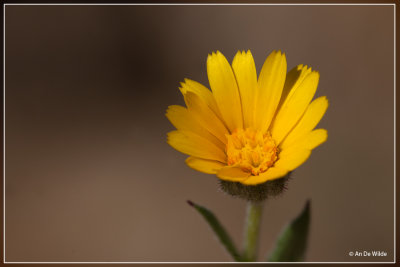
(5, 4, 394, 262)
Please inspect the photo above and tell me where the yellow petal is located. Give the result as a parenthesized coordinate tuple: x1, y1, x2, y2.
(285, 129, 328, 151)
(271, 67, 320, 145)
(304, 129, 328, 149)
(183, 91, 229, 144)
(255, 50, 287, 133)
(217, 166, 250, 182)
(232, 50, 258, 129)
(280, 96, 329, 149)
(274, 148, 311, 171)
(185, 156, 225, 174)
(241, 167, 288, 185)
(207, 51, 243, 132)
(180, 79, 223, 121)
(167, 130, 226, 162)
(272, 129, 327, 175)
(276, 64, 312, 112)
(166, 105, 224, 150)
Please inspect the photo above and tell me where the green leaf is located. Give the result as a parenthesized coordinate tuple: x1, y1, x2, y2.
(187, 200, 242, 261)
(267, 200, 311, 262)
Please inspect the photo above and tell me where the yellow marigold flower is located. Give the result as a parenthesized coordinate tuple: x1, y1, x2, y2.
(166, 50, 328, 185)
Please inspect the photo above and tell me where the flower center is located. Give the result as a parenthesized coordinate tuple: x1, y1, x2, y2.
(226, 128, 278, 176)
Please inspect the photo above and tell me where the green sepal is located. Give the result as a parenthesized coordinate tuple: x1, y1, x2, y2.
(187, 200, 242, 261)
(267, 200, 311, 262)
(219, 173, 291, 202)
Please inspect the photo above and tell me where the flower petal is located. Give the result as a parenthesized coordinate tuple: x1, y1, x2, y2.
(185, 156, 225, 174)
(180, 79, 223, 121)
(207, 51, 243, 132)
(217, 166, 250, 182)
(274, 149, 311, 171)
(271, 66, 320, 145)
(241, 167, 288, 185)
(304, 129, 328, 150)
(275, 129, 327, 171)
(167, 130, 226, 162)
(166, 105, 224, 150)
(255, 50, 287, 133)
(275, 64, 312, 113)
(286, 129, 328, 151)
(280, 96, 329, 149)
(232, 50, 258, 129)
(183, 91, 229, 144)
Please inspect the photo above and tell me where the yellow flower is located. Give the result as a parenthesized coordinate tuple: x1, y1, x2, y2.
(166, 50, 328, 185)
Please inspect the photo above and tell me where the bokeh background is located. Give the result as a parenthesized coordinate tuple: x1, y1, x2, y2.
(5, 4, 394, 262)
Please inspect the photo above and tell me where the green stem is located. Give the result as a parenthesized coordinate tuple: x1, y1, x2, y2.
(242, 201, 264, 262)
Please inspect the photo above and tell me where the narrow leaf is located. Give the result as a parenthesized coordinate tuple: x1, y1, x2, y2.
(187, 200, 241, 261)
(268, 200, 311, 262)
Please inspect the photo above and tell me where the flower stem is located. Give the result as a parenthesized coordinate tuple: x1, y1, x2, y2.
(242, 201, 264, 261)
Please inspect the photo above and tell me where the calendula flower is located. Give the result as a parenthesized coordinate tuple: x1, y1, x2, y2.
(166, 50, 328, 185)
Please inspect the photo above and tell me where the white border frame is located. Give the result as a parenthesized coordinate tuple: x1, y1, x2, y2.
(2, 3, 396, 264)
